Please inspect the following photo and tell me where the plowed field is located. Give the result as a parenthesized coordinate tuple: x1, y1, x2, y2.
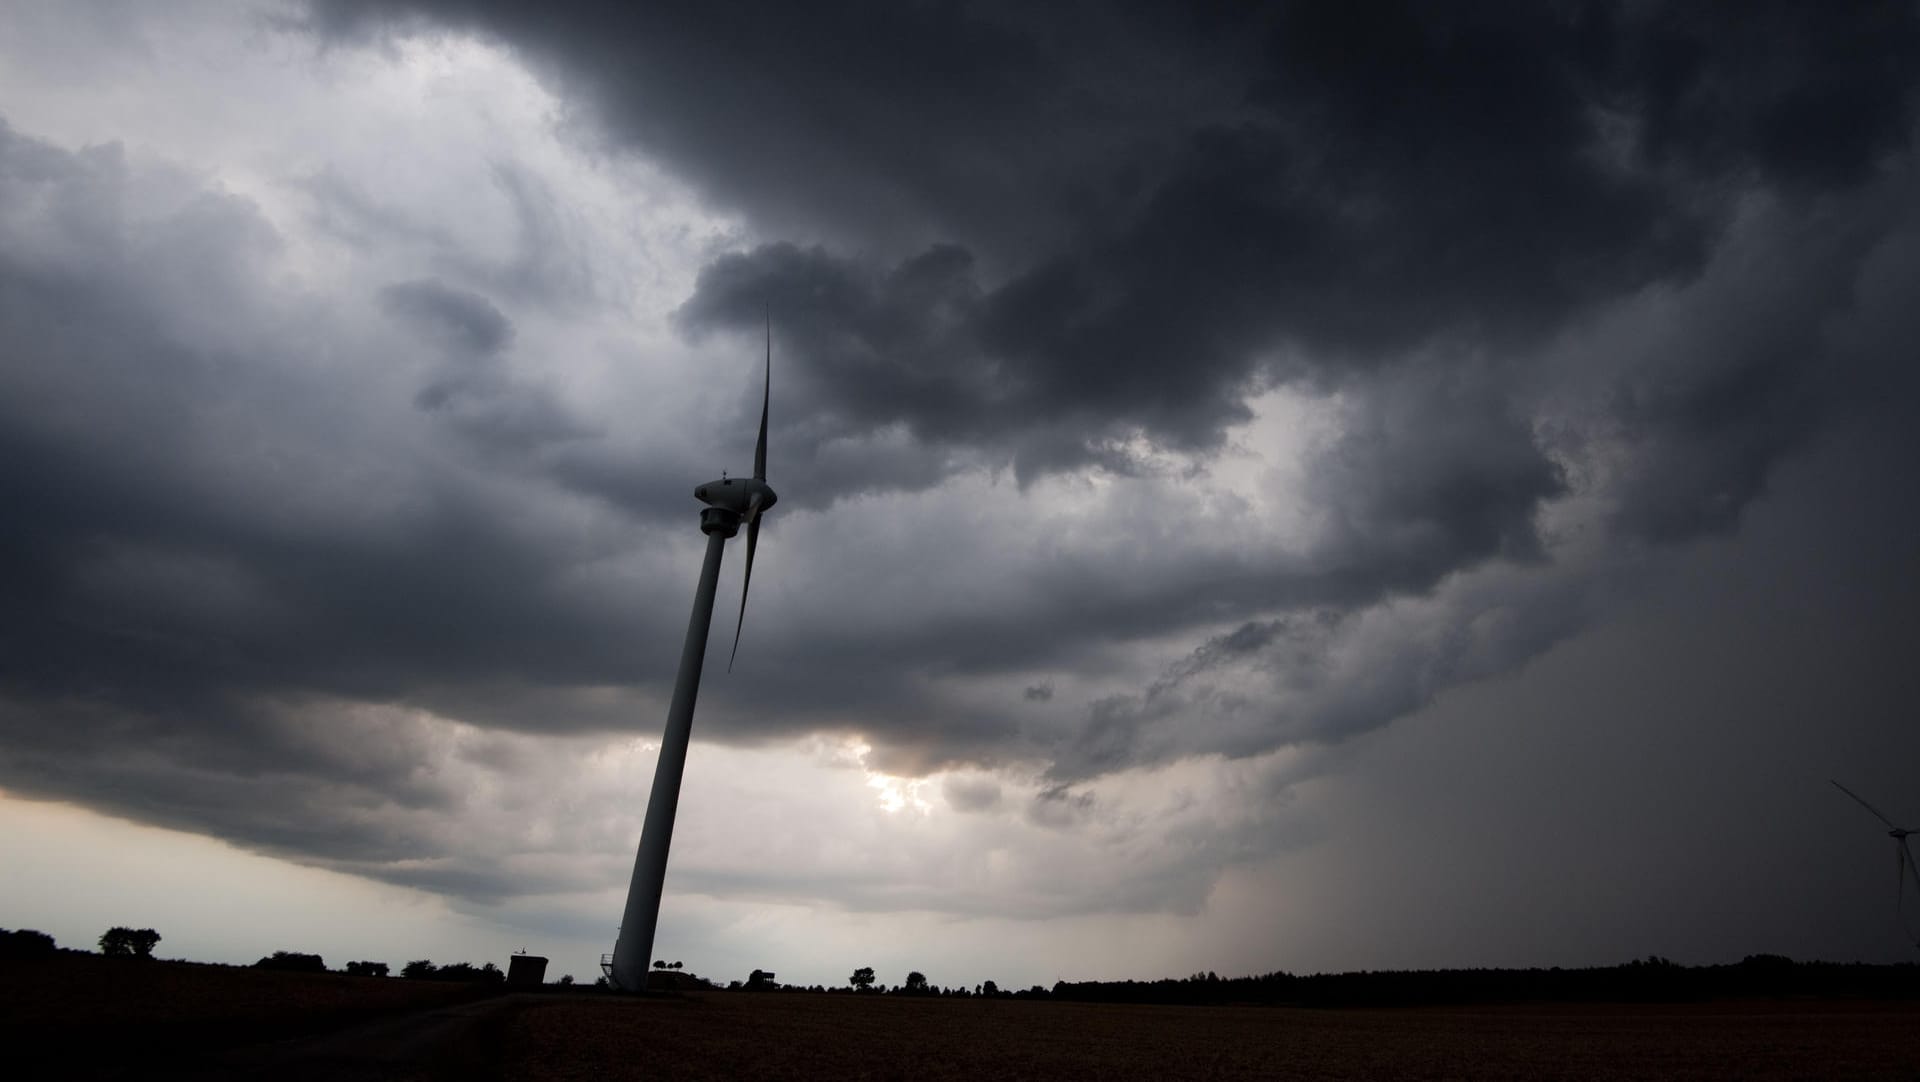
(501, 993, 1920, 1081)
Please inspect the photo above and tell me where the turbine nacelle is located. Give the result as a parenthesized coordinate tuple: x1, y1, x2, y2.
(695, 476, 778, 517)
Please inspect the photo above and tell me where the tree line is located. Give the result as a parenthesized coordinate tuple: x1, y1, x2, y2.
(708, 965, 1045, 998)
(0, 928, 536, 984)
(1, 926, 166, 959)
(699, 955, 1920, 1005)
(1047, 956, 1920, 1007)
(10, 927, 1916, 1005)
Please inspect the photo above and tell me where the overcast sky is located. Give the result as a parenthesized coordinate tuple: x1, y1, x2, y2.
(3, 0, 1920, 989)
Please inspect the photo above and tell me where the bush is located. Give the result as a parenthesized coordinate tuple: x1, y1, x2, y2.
(345, 960, 390, 977)
(254, 951, 327, 973)
(99, 927, 160, 959)
(400, 959, 505, 984)
(436, 962, 506, 984)
(0, 929, 56, 958)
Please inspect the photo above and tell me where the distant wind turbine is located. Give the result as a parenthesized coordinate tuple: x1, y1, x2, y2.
(606, 318, 779, 991)
(1831, 779, 1920, 949)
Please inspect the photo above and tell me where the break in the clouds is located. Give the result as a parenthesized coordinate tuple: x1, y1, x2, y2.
(3, 0, 1920, 983)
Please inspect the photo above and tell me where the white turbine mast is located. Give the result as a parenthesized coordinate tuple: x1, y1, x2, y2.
(606, 314, 778, 992)
(1831, 779, 1920, 950)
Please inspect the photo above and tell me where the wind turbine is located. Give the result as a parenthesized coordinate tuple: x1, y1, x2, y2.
(606, 321, 778, 992)
(1831, 780, 1920, 949)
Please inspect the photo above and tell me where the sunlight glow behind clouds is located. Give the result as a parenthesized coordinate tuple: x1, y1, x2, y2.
(0, 791, 492, 968)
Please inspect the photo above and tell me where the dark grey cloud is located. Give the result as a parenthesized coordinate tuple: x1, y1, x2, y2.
(1307, 365, 1564, 571)
(1596, 195, 1903, 544)
(380, 278, 514, 357)
(304, 160, 597, 306)
(476, 161, 597, 305)
(311, 0, 1229, 261)
(688, 363, 1567, 775)
(673, 242, 1001, 500)
(1621, 1, 1920, 191)
(300, 167, 460, 252)
(380, 276, 592, 454)
(0, 120, 689, 868)
(316, 0, 1920, 505)
(942, 775, 1004, 813)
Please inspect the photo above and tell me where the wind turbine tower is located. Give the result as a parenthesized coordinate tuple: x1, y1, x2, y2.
(607, 323, 778, 991)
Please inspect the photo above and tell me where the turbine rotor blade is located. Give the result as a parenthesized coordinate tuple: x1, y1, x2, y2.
(1903, 841, 1920, 950)
(754, 311, 770, 482)
(728, 495, 762, 672)
(1903, 839, 1920, 907)
(1832, 779, 1900, 830)
(1898, 840, 1912, 938)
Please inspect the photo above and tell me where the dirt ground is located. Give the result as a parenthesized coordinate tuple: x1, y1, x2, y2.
(499, 992, 1920, 1081)
(7, 956, 1918, 1080)
(0, 954, 490, 1079)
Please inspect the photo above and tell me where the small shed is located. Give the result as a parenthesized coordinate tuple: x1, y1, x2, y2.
(507, 953, 549, 987)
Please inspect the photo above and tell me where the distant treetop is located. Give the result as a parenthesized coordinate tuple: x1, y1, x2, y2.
(99, 927, 160, 959)
(254, 950, 326, 973)
(0, 929, 56, 957)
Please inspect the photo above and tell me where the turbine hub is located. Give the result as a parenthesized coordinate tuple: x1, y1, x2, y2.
(695, 476, 778, 516)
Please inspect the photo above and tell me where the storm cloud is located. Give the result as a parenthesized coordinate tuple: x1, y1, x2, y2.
(322, 0, 1917, 489)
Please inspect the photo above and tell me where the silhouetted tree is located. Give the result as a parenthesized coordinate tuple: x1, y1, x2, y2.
(99, 927, 160, 959)
(0, 929, 56, 958)
(904, 971, 929, 994)
(432, 961, 505, 984)
(653, 960, 667, 970)
(397, 966, 506, 982)
(850, 966, 876, 991)
(254, 951, 326, 973)
(671, 960, 683, 969)
(981, 979, 999, 997)
(345, 960, 389, 977)
(557, 974, 574, 986)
